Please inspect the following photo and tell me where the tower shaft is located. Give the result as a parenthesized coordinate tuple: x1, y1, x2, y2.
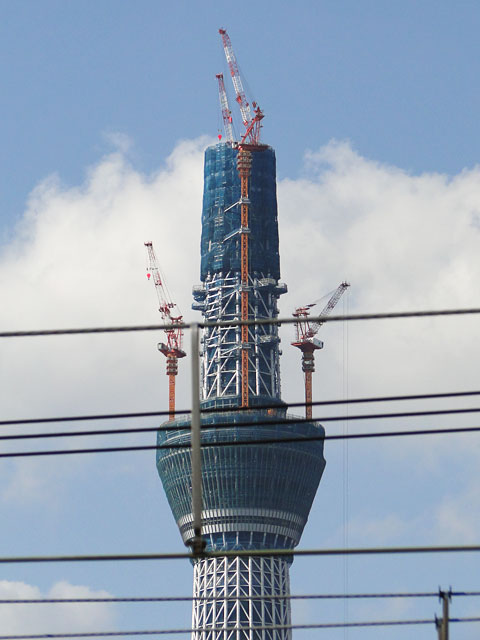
(192, 143, 285, 409)
(157, 143, 326, 640)
(192, 556, 291, 640)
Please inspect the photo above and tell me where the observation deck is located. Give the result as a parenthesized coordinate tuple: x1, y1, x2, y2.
(156, 408, 326, 553)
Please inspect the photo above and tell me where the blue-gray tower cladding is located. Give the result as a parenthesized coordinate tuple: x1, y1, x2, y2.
(156, 142, 326, 640)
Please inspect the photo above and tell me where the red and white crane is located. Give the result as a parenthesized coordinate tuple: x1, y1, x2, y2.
(292, 282, 350, 420)
(145, 241, 186, 421)
(219, 28, 264, 146)
(216, 73, 234, 143)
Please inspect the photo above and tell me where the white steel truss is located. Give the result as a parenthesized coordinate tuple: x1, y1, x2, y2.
(192, 556, 291, 640)
(198, 271, 285, 403)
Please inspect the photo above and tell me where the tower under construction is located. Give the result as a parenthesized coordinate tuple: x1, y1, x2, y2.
(155, 30, 326, 640)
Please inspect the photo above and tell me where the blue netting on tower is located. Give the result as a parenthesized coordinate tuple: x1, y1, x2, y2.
(200, 143, 280, 281)
(157, 411, 326, 551)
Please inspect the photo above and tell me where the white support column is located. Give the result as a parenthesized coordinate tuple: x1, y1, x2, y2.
(192, 556, 291, 640)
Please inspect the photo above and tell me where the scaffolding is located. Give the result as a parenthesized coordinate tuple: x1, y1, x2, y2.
(193, 143, 286, 410)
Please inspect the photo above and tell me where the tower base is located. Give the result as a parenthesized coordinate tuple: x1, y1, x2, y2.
(192, 555, 291, 640)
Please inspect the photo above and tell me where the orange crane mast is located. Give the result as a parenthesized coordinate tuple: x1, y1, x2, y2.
(218, 28, 264, 407)
(145, 241, 186, 421)
(292, 282, 350, 419)
(237, 149, 252, 407)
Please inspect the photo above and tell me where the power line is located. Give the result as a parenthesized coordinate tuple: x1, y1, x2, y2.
(1, 307, 480, 339)
(2, 405, 480, 443)
(2, 590, 480, 604)
(1, 544, 480, 564)
(1, 617, 480, 638)
(2, 423, 480, 459)
(3, 389, 480, 428)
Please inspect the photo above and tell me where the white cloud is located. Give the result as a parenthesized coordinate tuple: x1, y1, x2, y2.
(0, 580, 115, 634)
(0, 457, 77, 505)
(4, 136, 478, 412)
(280, 140, 480, 311)
(0, 137, 209, 419)
(103, 131, 133, 155)
(0, 136, 210, 506)
(279, 140, 480, 407)
(1, 136, 479, 529)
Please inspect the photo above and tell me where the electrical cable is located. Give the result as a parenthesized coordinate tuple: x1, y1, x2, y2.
(1, 306, 480, 338)
(2, 590, 480, 603)
(2, 423, 480, 458)
(3, 406, 480, 443)
(2, 389, 480, 428)
(1, 617, 480, 638)
(1, 544, 480, 564)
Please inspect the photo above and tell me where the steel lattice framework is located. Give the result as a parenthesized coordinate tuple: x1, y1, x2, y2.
(194, 271, 284, 405)
(192, 556, 291, 640)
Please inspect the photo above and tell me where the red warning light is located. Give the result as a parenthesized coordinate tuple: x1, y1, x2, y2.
(218, 134, 222, 140)
(147, 272, 151, 280)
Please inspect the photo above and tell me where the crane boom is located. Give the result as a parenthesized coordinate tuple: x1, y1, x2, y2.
(145, 241, 186, 420)
(219, 29, 251, 126)
(309, 282, 350, 335)
(219, 28, 264, 145)
(216, 73, 234, 143)
(292, 282, 350, 419)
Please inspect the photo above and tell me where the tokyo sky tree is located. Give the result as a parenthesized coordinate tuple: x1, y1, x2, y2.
(156, 29, 326, 640)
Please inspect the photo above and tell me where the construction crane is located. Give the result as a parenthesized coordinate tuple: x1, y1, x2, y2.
(219, 28, 264, 146)
(292, 282, 350, 420)
(218, 28, 262, 407)
(145, 241, 186, 421)
(216, 73, 234, 142)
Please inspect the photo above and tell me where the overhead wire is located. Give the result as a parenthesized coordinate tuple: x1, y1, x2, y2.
(2, 422, 480, 459)
(3, 405, 480, 443)
(1, 306, 480, 339)
(0, 593, 430, 604)
(1, 617, 480, 638)
(2, 590, 480, 603)
(0, 591, 468, 604)
(2, 389, 480, 428)
(1, 544, 480, 564)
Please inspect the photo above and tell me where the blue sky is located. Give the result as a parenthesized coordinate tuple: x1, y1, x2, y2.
(1, 2, 480, 639)
(2, 1, 480, 236)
